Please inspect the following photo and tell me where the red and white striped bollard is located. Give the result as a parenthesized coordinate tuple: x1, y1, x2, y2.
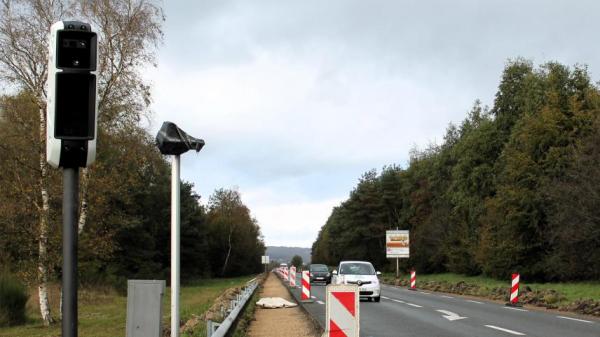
(509, 273, 520, 305)
(409, 269, 416, 290)
(301, 270, 313, 302)
(289, 266, 296, 287)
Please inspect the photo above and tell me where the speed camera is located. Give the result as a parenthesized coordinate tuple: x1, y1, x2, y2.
(47, 21, 98, 168)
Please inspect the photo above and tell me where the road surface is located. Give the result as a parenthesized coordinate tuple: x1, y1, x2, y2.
(286, 272, 600, 337)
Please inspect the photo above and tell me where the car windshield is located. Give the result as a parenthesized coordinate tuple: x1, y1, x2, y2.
(310, 265, 328, 272)
(339, 263, 375, 275)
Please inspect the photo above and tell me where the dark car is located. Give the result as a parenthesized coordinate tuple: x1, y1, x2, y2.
(309, 264, 331, 284)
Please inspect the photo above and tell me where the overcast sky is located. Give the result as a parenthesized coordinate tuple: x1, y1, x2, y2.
(146, 0, 600, 248)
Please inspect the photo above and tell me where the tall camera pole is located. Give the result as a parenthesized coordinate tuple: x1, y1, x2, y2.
(171, 155, 181, 336)
(47, 20, 99, 337)
(63, 168, 79, 337)
(155, 121, 204, 337)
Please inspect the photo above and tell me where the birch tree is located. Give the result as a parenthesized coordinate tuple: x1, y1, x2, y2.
(0, 0, 162, 324)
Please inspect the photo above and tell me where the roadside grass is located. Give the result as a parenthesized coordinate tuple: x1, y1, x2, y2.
(383, 272, 600, 303)
(0, 276, 252, 337)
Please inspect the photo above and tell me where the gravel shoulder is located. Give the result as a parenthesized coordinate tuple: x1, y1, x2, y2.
(246, 273, 319, 337)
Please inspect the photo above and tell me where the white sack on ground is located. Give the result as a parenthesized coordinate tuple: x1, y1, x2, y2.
(256, 297, 298, 308)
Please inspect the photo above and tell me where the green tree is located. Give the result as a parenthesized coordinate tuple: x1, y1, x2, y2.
(290, 255, 303, 269)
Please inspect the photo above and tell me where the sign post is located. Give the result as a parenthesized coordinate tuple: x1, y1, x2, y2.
(261, 255, 270, 274)
(386, 230, 410, 280)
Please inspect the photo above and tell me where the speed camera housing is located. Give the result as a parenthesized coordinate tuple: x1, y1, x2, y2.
(47, 21, 98, 168)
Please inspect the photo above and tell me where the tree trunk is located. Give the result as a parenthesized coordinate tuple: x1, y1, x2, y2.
(78, 168, 89, 235)
(221, 226, 233, 276)
(38, 106, 53, 325)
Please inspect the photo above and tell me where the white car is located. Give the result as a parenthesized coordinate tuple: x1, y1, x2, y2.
(332, 261, 381, 302)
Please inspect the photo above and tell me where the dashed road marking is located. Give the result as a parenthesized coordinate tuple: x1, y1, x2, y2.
(382, 296, 416, 307)
(440, 295, 454, 299)
(484, 325, 526, 335)
(316, 300, 325, 305)
(557, 316, 593, 324)
(503, 306, 528, 312)
(420, 291, 431, 295)
(310, 296, 316, 299)
(466, 300, 483, 304)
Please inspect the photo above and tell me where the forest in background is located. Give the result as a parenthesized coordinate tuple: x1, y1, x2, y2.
(0, 91, 266, 285)
(312, 60, 600, 282)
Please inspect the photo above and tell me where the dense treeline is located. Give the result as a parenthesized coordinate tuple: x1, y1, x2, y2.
(0, 92, 265, 288)
(312, 60, 600, 281)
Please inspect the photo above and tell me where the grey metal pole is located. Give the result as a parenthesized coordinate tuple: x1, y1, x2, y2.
(62, 167, 79, 337)
(171, 155, 181, 337)
(396, 257, 399, 279)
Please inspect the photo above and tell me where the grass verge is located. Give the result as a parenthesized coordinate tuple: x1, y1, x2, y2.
(382, 272, 600, 304)
(0, 276, 252, 337)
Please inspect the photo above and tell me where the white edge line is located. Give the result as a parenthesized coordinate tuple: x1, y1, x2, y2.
(316, 300, 325, 305)
(484, 325, 526, 335)
(441, 295, 454, 299)
(381, 295, 391, 299)
(420, 291, 431, 294)
(466, 300, 483, 304)
(503, 306, 528, 312)
(406, 303, 422, 308)
(557, 316, 593, 324)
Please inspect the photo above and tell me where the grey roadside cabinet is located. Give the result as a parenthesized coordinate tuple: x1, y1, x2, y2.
(126, 280, 166, 337)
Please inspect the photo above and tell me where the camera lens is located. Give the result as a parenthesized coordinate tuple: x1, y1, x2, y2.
(73, 59, 80, 66)
(78, 41, 86, 48)
(80, 25, 86, 30)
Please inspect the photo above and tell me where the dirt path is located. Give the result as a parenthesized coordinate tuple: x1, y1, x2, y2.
(247, 273, 319, 337)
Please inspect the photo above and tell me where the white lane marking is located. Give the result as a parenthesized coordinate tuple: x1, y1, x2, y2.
(310, 296, 316, 299)
(381, 295, 391, 300)
(420, 291, 431, 295)
(436, 309, 467, 321)
(557, 316, 594, 324)
(406, 302, 422, 308)
(316, 300, 325, 305)
(484, 325, 526, 335)
(503, 306, 528, 312)
(392, 299, 406, 304)
(466, 300, 483, 304)
(440, 295, 454, 299)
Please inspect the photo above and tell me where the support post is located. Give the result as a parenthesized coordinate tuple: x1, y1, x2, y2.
(171, 155, 181, 337)
(396, 257, 399, 279)
(62, 168, 79, 337)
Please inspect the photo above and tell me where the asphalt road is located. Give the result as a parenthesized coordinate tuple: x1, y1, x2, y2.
(285, 272, 600, 337)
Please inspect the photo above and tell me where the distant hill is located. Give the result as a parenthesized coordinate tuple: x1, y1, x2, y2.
(266, 246, 311, 264)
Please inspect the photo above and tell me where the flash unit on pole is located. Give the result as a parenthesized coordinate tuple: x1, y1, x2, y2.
(47, 21, 98, 168)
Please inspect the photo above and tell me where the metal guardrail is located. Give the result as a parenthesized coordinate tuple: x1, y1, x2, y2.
(206, 278, 259, 337)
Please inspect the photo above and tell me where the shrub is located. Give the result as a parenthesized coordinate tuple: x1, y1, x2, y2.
(0, 271, 28, 326)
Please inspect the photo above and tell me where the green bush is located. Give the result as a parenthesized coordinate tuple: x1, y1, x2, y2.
(0, 271, 28, 326)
